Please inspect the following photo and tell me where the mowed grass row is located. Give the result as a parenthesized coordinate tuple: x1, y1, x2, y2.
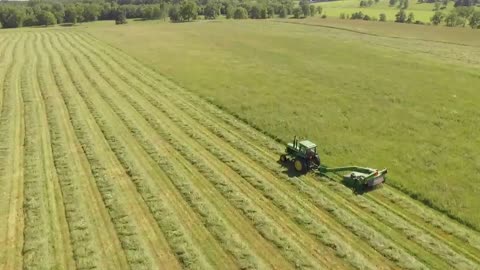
(20, 33, 75, 270)
(49, 31, 236, 269)
(71, 31, 404, 268)
(77, 31, 480, 269)
(61, 31, 325, 269)
(0, 33, 24, 270)
(34, 32, 129, 270)
(43, 31, 176, 269)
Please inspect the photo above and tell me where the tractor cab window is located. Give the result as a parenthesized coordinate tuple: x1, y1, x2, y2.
(299, 145, 307, 154)
(306, 147, 316, 156)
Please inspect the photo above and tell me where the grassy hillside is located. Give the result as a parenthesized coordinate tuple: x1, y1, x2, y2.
(315, 0, 458, 22)
(83, 19, 480, 230)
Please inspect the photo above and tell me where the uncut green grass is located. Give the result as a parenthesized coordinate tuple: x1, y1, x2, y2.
(82, 19, 480, 230)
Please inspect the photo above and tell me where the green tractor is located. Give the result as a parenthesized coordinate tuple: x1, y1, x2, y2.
(280, 136, 321, 173)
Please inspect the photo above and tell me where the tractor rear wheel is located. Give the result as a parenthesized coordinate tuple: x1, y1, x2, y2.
(280, 154, 287, 162)
(294, 158, 305, 172)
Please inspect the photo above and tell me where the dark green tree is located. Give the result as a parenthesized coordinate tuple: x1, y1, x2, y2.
(309, 5, 315, 16)
(406, 12, 414, 22)
(395, 9, 407, 22)
(379, 13, 387, 21)
(233, 7, 248, 19)
(226, 5, 235, 19)
(445, 11, 466, 26)
(115, 9, 127, 24)
(36, 10, 56, 26)
(468, 10, 480, 28)
(180, 0, 198, 21)
(0, 7, 26, 28)
(204, 1, 219, 19)
(299, 0, 310, 17)
(169, 4, 181, 22)
(52, 3, 65, 24)
(249, 5, 261, 19)
(83, 4, 101, 21)
(292, 7, 301, 18)
(278, 6, 288, 18)
(430, 11, 444, 24)
(64, 5, 77, 24)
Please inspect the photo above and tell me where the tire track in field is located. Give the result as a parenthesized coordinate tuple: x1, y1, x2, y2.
(0, 33, 12, 119)
(20, 33, 75, 270)
(0, 34, 25, 270)
(0, 34, 12, 67)
(64, 32, 352, 270)
(76, 31, 480, 268)
(52, 32, 232, 270)
(70, 32, 402, 269)
(36, 33, 128, 270)
(45, 31, 181, 270)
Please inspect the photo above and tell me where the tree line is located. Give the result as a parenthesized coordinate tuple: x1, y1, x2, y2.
(340, 6, 479, 28)
(0, 0, 320, 27)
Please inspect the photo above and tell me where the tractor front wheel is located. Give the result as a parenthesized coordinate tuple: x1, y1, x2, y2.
(294, 158, 305, 173)
(280, 154, 287, 162)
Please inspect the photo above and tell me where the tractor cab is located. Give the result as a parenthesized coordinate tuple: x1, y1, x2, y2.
(281, 136, 321, 172)
(298, 140, 317, 157)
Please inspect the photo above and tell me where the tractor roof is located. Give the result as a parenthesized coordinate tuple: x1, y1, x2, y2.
(299, 140, 317, 149)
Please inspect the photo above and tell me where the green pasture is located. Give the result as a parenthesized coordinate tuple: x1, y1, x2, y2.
(315, 0, 457, 22)
(82, 19, 480, 230)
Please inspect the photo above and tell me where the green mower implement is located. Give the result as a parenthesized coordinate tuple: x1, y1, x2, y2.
(318, 166, 387, 187)
(279, 136, 321, 173)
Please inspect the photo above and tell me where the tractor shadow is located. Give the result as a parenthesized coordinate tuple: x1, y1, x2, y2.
(277, 160, 304, 178)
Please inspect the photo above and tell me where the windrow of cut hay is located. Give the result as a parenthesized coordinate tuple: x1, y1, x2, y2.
(0, 33, 24, 270)
(51, 32, 219, 270)
(20, 33, 75, 270)
(45, 32, 155, 269)
(35, 32, 128, 270)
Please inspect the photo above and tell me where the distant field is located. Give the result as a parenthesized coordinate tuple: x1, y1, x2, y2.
(1, 26, 480, 269)
(83, 19, 480, 230)
(314, 0, 458, 22)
